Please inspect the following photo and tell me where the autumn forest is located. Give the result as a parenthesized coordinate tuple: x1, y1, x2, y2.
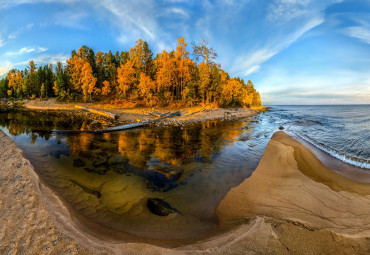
(0, 37, 261, 107)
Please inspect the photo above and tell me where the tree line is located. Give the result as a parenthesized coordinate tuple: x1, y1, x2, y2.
(0, 37, 261, 107)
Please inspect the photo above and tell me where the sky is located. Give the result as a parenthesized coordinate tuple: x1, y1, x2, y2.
(0, 0, 369, 105)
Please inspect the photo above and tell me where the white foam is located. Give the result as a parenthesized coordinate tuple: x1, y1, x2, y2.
(294, 132, 370, 170)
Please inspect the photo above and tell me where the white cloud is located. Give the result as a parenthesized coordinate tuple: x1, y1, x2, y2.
(267, 0, 343, 23)
(54, 11, 89, 30)
(232, 16, 324, 76)
(0, 0, 77, 9)
(8, 23, 34, 39)
(167, 7, 189, 18)
(5, 46, 48, 56)
(28, 53, 69, 65)
(0, 34, 5, 47)
(344, 26, 370, 44)
(0, 62, 13, 76)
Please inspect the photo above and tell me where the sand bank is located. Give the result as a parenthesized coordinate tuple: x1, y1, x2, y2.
(21, 98, 258, 126)
(1, 130, 370, 254)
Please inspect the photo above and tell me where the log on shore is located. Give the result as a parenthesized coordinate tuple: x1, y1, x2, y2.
(75, 106, 119, 120)
(93, 111, 181, 133)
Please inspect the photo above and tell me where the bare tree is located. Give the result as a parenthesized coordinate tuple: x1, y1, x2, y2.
(191, 38, 217, 66)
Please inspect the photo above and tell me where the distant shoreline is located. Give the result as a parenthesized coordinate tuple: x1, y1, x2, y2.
(4, 98, 266, 127)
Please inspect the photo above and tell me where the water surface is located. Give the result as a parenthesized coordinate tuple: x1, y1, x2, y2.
(0, 110, 270, 239)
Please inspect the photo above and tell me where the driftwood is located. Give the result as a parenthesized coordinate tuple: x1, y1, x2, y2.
(50, 111, 181, 134)
(93, 111, 181, 133)
(75, 106, 119, 120)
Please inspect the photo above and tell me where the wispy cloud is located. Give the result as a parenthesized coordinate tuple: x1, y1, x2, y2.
(341, 15, 370, 45)
(0, 53, 69, 77)
(54, 11, 89, 30)
(8, 23, 34, 39)
(0, 34, 5, 47)
(5, 46, 48, 56)
(344, 26, 370, 44)
(231, 16, 324, 76)
(0, 0, 77, 9)
(0, 61, 13, 76)
(24, 53, 69, 65)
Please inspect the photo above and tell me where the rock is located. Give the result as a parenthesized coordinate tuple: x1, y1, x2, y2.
(73, 158, 86, 168)
(147, 198, 181, 216)
(279, 126, 284, 130)
(152, 166, 184, 180)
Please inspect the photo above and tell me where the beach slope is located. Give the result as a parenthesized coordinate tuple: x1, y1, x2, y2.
(216, 131, 370, 253)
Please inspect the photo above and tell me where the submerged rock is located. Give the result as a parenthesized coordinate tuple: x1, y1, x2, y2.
(279, 126, 284, 130)
(152, 166, 184, 180)
(147, 198, 181, 216)
(73, 158, 86, 168)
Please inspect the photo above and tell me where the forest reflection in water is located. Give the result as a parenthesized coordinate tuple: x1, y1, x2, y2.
(0, 110, 268, 239)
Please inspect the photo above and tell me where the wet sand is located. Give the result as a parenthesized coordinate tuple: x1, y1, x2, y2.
(1, 130, 370, 254)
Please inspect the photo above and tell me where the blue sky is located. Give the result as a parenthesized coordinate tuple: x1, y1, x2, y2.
(0, 0, 369, 104)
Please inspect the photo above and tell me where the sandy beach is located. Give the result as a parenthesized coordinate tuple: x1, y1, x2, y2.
(20, 98, 259, 125)
(1, 130, 370, 254)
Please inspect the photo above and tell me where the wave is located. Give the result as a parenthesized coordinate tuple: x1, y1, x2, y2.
(294, 132, 370, 170)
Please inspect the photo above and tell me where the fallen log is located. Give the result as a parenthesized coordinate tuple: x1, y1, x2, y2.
(94, 111, 181, 133)
(75, 106, 119, 120)
(51, 111, 181, 134)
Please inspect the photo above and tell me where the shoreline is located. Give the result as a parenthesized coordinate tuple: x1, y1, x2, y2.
(19, 98, 261, 127)
(1, 130, 370, 254)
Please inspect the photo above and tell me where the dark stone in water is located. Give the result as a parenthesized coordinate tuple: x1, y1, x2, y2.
(279, 126, 284, 130)
(147, 198, 181, 216)
(73, 158, 86, 168)
(152, 166, 184, 180)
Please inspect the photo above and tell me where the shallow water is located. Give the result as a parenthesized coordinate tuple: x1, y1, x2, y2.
(0, 110, 271, 239)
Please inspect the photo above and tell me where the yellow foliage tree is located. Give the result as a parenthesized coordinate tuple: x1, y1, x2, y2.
(81, 62, 97, 101)
(117, 61, 136, 98)
(101, 80, 111, 96)
(67, 55, 96, 100)
(155, 50, 176, 100)
(138, 72, 156, 105)
(222, 78, 243, 106)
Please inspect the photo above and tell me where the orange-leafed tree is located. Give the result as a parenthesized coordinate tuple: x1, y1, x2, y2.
(101, 80, 112, 96)
(175, 37, 194, 100)
(138, 72, 156, 105)
(7, 70, 23, 97)
(222, 78, 243, 106)
(67, 55, 84, 93)
(155, 50, 176, 101)
(117, 61, 136, 98)
(81, 61, 97, 101)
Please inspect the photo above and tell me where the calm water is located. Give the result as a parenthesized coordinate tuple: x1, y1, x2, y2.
(0, 110, 270, 239)
(0, 105, 368, 239)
